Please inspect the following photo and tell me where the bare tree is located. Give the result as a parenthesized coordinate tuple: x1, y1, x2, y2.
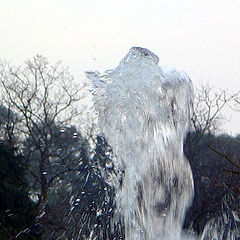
(191, 84, 238, 134)
(184, 84, 240, 234)
(185, 84, 239, 160)
(206, 89, 240, 181)
(0, 55, 86, 215)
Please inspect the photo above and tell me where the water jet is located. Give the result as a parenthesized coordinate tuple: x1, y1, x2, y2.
(87, 46, 194, 239)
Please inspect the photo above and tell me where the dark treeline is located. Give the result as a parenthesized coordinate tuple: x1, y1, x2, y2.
(184, 131, 240, 234)
(0, 56, 239, 239)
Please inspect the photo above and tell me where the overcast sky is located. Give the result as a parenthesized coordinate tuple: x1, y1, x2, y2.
(1, 0, 240, 134)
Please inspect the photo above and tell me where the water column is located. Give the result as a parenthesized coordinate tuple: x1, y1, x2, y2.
(86, 47, 194, 240)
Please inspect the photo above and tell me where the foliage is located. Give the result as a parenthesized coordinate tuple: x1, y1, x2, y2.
(0, 104, 19, 149)
(0, 56, 86, 237)
(184, 132, 240, 234)
(0, 143, 36, 239)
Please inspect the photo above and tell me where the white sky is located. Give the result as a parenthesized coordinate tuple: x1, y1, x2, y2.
(1, 0, 240, 134)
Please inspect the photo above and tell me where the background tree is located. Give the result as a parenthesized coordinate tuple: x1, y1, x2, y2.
(31, 125, 92, 239)
(0, 56, 85, 236)
(184, 85, 240, 234)
(55, 135, 124, 240)
(0, 104, 20, 149)
(186, 84, 238, 160)
(0, 143, 36, 240)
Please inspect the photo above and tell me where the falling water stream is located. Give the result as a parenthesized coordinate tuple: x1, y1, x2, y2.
(86, 47, 239, 240)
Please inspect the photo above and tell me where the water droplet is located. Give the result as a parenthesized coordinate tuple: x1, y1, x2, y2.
(73, 132, 78, 139)
(96, 209, 102, 216)
(105, 151, 111, 156)
(39, 211, 46, 218)
(106, 160, 113, 169)
(106, 173, 112, 182)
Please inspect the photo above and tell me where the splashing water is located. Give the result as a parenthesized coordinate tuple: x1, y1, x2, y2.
(87, 47, 240, 240)
(87, 47, 195, 240)
(201, 193, 240, 240)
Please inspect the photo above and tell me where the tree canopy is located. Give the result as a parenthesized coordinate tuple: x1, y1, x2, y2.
(0, 143, 36, 239)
